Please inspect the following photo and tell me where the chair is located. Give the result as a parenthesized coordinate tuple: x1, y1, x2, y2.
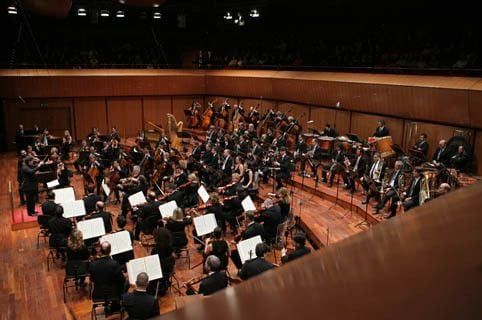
(47, 233, 67, 271)
(171, 230, 190, 269)
(271, 220, 289, 264)
(63, 260, 90, 302)
(90, 285, 122, 320)
(37, 215, 51, 249)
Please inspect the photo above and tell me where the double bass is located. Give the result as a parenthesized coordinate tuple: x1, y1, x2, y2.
(214, 98, 230, 130)
(201, 100, 216, 130)
(186, 101, 201, 128)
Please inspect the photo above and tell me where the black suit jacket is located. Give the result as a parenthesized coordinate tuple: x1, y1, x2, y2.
(432, 147, 449, 165)
(122, 290, 160, 320)
(140, 200, 161, 220)
(84, 193, 101, 214)
(242, 222, 266, 241)
(257, 205, 282, 240)
(22, 164, 40, 192)
(406, 177, 422, 203)
(89, 256, 125, 300)
(414, 140, 429, 156)
(41, 200, 58, 217)
(198, 271, 229, 296)
(240, 257, 274, 280)
(374, 126, 389, 137)
(351, 155, 368, 176)
(221, 156, 234, 175)
(281, 246, 311, 264)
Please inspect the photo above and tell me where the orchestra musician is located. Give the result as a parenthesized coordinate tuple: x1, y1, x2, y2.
(322, 123, 337, 138)
(373, 119, 389, 137)
(374, 160, 404, 218)
(412, 133, 429, 158)
(281, 233, 311, 264)
(109, 127, 121, 142)
(399, 168, 423, 213)
(300, 139, 323, 179)
(239, 243, 274, 280)
(255, 198, 282, 243)
(432, 139, 449, 167)
(204, 227, 230, 271)
(321, 144, 345, 187)
(61, 130, 73, 161)
(345, 147, 368, 193)
(273, 147, 293, 189)
(17, 150, 27, 205)
(451, 145, 469, 172)
(198, 255, 229, 296)
(361, 152, 386, 204)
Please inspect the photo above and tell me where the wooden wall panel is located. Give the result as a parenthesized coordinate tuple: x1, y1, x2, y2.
(350, 113, 404, 146)
(307, 107, 351, 137)
(74, 98, 108, 140)
(106, 98, 142, 137)
(277, 103, 310, 131)
(172, 96, 204, 126)
(473, 130, 482, 175)
(143, 97, 172, 129)
(205, 75, 275, 100)
(468, 88, 482, 129)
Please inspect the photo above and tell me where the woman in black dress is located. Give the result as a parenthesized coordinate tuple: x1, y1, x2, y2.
(204, 227, 230, 271)
(66, 229, 90, 286)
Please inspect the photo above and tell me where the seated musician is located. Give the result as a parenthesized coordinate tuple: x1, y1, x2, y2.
(165, 208, 191, 253)
(251, 139, 263, 158)
(237, 211, 266, 242)
(204, 195, 225, 232)
(374, 160, 404, 218)
(87, 201, 113, 233)
(199, 255, 229, 296)
(240, 243, 275, 280)
(83, 184, 101, 214)
(42, 191, 59, 217)
(300, 139, 323, 179)
(191, 139, 204, 161)
(89, 241, 126, 314)
(294, 135, 308, 161)
(218, 173, 245, 233)
(150, 228, 175, 296)
(281, 233, 311, 264)
(345, 148, 368, 193)
(122, 272, 160, 319)
(73, 140, 89, 172)
(135, 191, 161, 239)
(66, 229, 90, 287)
(412, 133, 429, 159)
(41, 128, 52, 146)
(204, 227, 231, 271)
(264, 127, 275, 144)
(273, 147, 293, 189)
(58, 161, 73, 188)
(109, 127, 121, 142)
(61, 130, 73, 161)
(361, 152, 386, 204)
(321, 144, 345, 187)
(86, 153, 105, 195)
(246, 123, 258, 140)
(33, 138, 44, 155)
(255, 198, 282, 244)
(238, 135, 251, 155)
(432, 139, 449, 167)
(272, 131, 286, 151)
(400, 168, 423, 212)
(275, 187, 291, 221)
(206, 125, 217, 143)
(116, 216, 135, 242)
(451, 145, 469, 172)
(48, 206, 72, 261)
(373, 119, 389, 137)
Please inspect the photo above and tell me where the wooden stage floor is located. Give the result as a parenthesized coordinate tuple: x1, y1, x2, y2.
(1, 152, 373, 319)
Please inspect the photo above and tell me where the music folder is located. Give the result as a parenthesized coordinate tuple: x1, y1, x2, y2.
(100, 231, 133, 255)
(53, 187, 76, 205)
(197, 185, 210, 203)
(77, 218, 106, 240)
(241, 195, 256, 212)
(193, 213, 218, 236)
(46, 179, 60, 189)
(158, 200, 178, 218)
(237, 235, 263, 264)
(62, 199, 86, 218)
(126, 254, 163, 285)
(128, 191, 146, 207)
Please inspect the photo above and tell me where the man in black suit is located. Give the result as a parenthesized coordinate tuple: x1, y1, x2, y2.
(322, 144, 345, 187)
(198, 255, 229, 296)
(401, 168, 423, 212)
(135, 191, 161, 239)
(89, 242, 126, 313)
(191, 140, 204, 161)
(281, 233, 311, 264)
(17, 150, 27, 205)
(412, 133, 429, 159)
(251, 139, 263, 158)
(300, 139, 322, 178)
(48, 206, 72, 260)
(83, 185, 101, 214)
(122, 272, 160, 319)
(274, 147, 293, 189)
(41, 191, 58, 217)
(256, 198, 282, 243)
(375, 160, 404, 217)
(220, 149, 234, 177)
(432, 139, 449, 167)
(373, 119, 389, 137)
(22, 156, 47, 216)
(294, 135, 308, 162)
(88, 201, 113, 233)
(346, 148, 368, 193)
(240, 211, 266, 241)
(240, 243, 274, 280)
(322, 123, 337, 137)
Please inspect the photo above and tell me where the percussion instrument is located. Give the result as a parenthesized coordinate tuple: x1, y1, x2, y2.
(375, 136, 395, 158)
(318, 136, 335, 151)
(302, 133, 319, 145)
(336, 136, 353, 152)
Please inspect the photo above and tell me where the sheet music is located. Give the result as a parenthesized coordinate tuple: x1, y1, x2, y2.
(128, 191, 146, 207)
(53, 187, 75, 205)
(237, 235, 263, 264)
(197, 185, 210, 203)
(193, 213, 218, 236)
(77, 218, 106, 240)
(102, 179, 111, 196)
(158, 200, 178, 218)
(46, 179, 59, 189)
(126, 254, 163, 285)
(62, 200, 86, 218)
(241, 195, 256, 212)
(100, 231, 133, 255)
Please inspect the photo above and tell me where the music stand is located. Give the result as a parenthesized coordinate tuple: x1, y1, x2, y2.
(391, 144, 406, 156)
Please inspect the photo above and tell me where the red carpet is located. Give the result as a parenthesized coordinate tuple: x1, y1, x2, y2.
(11, 205, 42, 224)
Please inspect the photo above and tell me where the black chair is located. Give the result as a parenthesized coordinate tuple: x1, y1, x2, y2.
(140, 216, 162, 248)
(47, 233, 67, 271)
(172, 231, 190, 269)
(37, 215, 51, 249)
(90, 285, 123, 320)
(63, 260, 90, 302)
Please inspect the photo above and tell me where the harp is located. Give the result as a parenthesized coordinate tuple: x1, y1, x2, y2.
(167, 113, 183, 150)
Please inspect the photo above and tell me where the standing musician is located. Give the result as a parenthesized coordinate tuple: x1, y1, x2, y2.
(300, 139, 323, 179)
(22, 156, 47, 216)
(322, 123, 337, 138)
(374, 160, 404, 217)
(294, 135, 308, 162)
(373, 119, 389, 137)
(361, 152, 386, 204)
(321, 144, 345, 187)
(345, 147, 368, 193)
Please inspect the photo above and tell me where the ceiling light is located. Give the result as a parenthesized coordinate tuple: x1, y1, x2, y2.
(7, 6, 17, 15)
(116, 10, 125, 18)
(77, 8, 86, 16)
(224, 12, 232, 20)
(153, 3, 160, 7)
(250, 9, 260, 18)
(153, 12, 161, 19)
(100, 10, 109, 17)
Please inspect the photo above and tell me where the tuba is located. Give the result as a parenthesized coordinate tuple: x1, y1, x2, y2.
(419, 175, 431, 205)
(167, 113, 183, 150)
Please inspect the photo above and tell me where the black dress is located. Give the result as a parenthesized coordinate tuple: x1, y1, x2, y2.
(211, 240, 229, 270)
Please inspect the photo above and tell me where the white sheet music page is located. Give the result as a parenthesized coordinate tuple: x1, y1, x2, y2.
(47, 179, 59, 189)
(100, 230, 133, 255)
(193, 213, 218, 236)
(77, 218, 106, 239)
(127, 258, 147, 285)
(62, 199, 86, 218)
(241, 195, 256, 212)
(128, 191, 146, 207)
(237, 235, 262, 264)
(144, 254, 163, 281)
(53, 187, 75, 205)
(158, 200, 178, 218)
(102, 179, 111, 196)
(197, 185, 210, 203)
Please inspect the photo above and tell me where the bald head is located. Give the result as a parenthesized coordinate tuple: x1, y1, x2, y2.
(96, 201, 105, 211)
(100, 241, 111, 256)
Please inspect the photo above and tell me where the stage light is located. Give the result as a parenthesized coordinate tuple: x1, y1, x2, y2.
(7, 5, 17, 15)
(153, 3, 160, 7)
(77, 8, 87, 16)
(153, 11, 161, 19)
(119, 0, 126, 3)
(249, 9, 260, 18)
(235, 12, 244, 26)
(100, 10, 109, 17)
(116, 10, 125, 18)
(224, 12, 232, 20)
